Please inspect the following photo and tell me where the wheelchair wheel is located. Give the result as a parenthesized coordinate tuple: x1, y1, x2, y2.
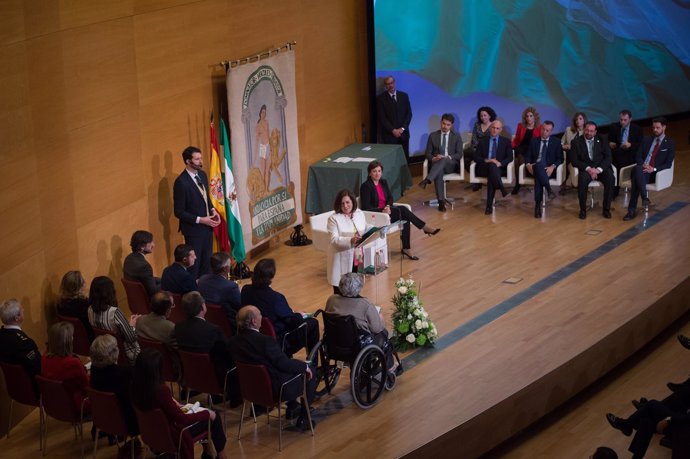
(308, 341, 341, 397)
(351, 344, 386, 409)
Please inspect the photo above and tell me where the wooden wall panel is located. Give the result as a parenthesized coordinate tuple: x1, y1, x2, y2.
(0, 0, 25, 45)
(58, 0, 133, 30)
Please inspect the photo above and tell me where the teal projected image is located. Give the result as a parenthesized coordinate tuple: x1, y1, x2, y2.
(373, 0, 690, 156)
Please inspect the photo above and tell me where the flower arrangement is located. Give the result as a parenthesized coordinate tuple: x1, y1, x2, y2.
(391, 276, 437, 351)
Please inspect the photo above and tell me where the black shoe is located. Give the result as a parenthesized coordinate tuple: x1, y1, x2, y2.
(678, 334, 690, 350)
(579, 209, 586, 219)
(201, 451, 215, 459)
(642, 197, 650, 208)
(534, 206, 542, 218)
(484, 207, 492, 215)
(401, 250, 419, 261)
(472, 184, 481, 192)
(295, 416, 316, 432)
(667, 382, 686, 392)
(284, 402, 301, 420)
(559, 187, 567, 196)
(602, 210, 612, 219)
(547, 190, 556, 200)
(424, 227, 441, 236)
(511, 185, 520, 195)
(418, 179, 429, 190)
(623, 210, 636, 221)
(438, 201, 446, 212)
(632, 397, 648, 409)
(606, 413, 632, 436)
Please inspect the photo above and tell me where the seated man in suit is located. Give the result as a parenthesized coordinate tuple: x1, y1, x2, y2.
(173, 291, 240, 405)
(609, 109, 643, 198)
(230, 305, 316, 431)
(524, 120, 563, 218)
(572, 121, 614, 219)
(474, 120, 512, 215)
(623, 117, 676, 221)
(136, 291, 177, 347)
(0, 299, 42, 394)
(418, 113, 463, 212)
(123, 230, 161, 298)
(198, 252, 241, 330)
(161, 244, 197, 294)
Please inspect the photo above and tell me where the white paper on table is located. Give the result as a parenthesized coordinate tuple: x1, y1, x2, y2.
(361, 146, 372, 151)
(352, 157, 376, 162)
(333, 157, 353, 163)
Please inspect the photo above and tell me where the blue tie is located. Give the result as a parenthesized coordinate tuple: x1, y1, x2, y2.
(490, 138, 497, 159)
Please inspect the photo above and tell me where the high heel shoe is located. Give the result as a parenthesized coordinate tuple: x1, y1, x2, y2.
(424, 228, 441, 236)
(401, 250, 419, 260)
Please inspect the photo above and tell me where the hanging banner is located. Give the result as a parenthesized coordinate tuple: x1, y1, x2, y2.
(226, 50, 302, 250)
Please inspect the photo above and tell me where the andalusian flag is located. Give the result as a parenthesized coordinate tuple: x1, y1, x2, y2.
(220, 118, 246, 263)
(209, 114, 230, 252)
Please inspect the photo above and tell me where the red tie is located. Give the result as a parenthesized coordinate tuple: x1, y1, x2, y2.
(649, 138, 661, 167)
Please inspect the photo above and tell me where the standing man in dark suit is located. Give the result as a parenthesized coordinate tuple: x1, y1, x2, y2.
(173, 146, 220, 278)
(623, 117, 675, 221)
(0, 299, 41, 393)
(123, 230, 161, 297)
(230, 305, 316, 431)
(418, 113, 463, 212)
(377, 75, 412, 160)
(525, 121, 563, 218)
(609, 109, 643, 198)
(160, 244, 197, 295)
(474, 120, 513, 215)
(572, 121, 614, 219)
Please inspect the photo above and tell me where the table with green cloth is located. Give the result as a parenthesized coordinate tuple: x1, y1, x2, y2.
(305, 143, 412, 214)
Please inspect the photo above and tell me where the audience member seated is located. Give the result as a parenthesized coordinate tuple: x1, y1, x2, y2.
(469, 105, 497, 187)
(230, 305, 316, 431)
(173, 291, 240, 405)
(161, 244, 198, 295)
(606, 384, 690, 459)
(241, 258, 319, 356)
(325, 273, 399, 372)
(89, 334, 138, 437)
(131, 348, 226, 459)
(510, 106, 542, 194)
(0, 298, 42, 393)
(123, 230, 161, 298)
(560, 111, 587, 195)
(88, 276, 140, 365)
(41, 321, 90, 415)
(136, 290, 177, 347)
(197, 252, 241, 329)
(57, 270, 95, 341)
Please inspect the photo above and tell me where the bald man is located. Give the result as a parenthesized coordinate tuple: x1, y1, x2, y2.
(473, 120, 513, 215)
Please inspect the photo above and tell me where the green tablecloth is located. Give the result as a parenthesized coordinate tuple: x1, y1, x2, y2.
(305, 143, 413, 214)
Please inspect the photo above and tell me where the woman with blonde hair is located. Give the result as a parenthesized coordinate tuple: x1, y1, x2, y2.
(57, 270, 94, 340)
(511, 106, 542, 194)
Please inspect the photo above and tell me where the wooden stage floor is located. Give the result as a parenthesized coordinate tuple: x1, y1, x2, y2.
(2, 152, 689, 459)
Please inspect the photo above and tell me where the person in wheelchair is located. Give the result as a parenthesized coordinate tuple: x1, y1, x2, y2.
(325, 273, 401, 374)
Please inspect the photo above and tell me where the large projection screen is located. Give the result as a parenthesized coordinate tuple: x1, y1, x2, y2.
(372, 0, 690, 158)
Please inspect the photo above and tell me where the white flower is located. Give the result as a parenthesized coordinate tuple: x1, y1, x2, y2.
(422, 321, 428, 329)
(413, 309, 421, 316)
(413, 298, 419, 306)
(406, 333, 416, 343)
(422, 311, 428, 318)
(415, 319, 422, 329)
(407, 314, 412, 320)
(407, 279, 414, 287)
(398, 286, 408, 294)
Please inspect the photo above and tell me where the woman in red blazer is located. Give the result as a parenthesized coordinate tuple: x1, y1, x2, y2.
(511, 106, 542, 194)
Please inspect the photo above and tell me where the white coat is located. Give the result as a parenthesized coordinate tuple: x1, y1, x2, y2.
(326, 210, 369, 287)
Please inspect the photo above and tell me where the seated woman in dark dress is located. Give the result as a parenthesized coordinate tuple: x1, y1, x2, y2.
(131, 348, 226, 459)
(359, 160, 439, 260)
(57, 270, 94, 341)
(240, 258, 319, 356)
(89, 334, 138, 437)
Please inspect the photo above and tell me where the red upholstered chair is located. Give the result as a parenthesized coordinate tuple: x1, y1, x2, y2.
(134, 406, 208, 457)
(35, 375, 90, 458)
(92, 327, 129, 366)
(120, 278, 151, 315)
(168, 293, 187, 324)
(0, 361, 43, 450)
(206, 302, 234, 338)
(235, 361, 313, 451)
(137, 337, 179, 390)
(86, 388, 136, 458)
(57, 314, 92, 356)
(259, 317, 277, 339)
(178, 349, 234, 430)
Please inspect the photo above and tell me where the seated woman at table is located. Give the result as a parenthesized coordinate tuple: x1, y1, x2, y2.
(360, 160, 439, 261)
(241, 258, 319, 355)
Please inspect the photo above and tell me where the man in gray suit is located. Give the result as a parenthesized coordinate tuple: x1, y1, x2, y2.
(418, 113, 463, 212)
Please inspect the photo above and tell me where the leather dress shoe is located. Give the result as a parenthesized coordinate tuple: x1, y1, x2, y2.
(579, 209, 586, 219)
(547, 190, 557, 200)
(623, 210, 637, 221)
(642, 197, 651, 208)
(511, 185, 520, 195)
(632, 397, 648, 409)
(472, 183, 481, 192)
(606, 413, 632, 436)
(438, 201, 446, 212)
(678, 334, 690, 350)
(667, 381, 687, 392)
(295, 416, 316, 432)
(418, 179, 429, 190)
(534, 206, 542, 218)
(484, 207, 492, 215)
(602, 210, 612, 219)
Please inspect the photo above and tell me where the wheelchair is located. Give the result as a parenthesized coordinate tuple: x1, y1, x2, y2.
(308, 309, 402, 409)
